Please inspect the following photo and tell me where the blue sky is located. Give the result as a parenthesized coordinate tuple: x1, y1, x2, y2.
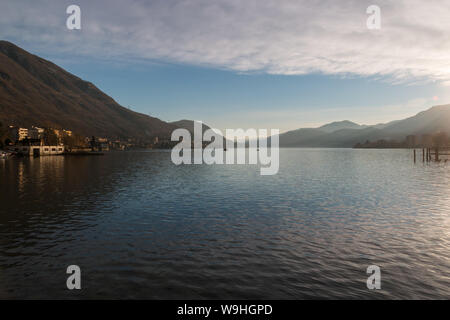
(2, 0, 450, 132)
(57, 58, 443, 132)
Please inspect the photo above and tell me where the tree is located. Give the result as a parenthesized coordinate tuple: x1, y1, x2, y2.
(43, 129, 59, 145)
(63, 133, 87, 148)
(0, 121, 8, 149)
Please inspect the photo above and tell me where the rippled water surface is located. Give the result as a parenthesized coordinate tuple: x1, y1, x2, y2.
(0, 149, 449, 299)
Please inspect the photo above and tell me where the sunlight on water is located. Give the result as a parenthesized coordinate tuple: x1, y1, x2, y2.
(0, 149, 449, 299)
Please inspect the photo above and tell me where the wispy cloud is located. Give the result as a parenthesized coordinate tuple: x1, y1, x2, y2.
(2, 0, 450, 84)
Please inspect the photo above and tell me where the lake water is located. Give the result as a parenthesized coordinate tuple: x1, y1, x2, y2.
(0, 149, 449, 299)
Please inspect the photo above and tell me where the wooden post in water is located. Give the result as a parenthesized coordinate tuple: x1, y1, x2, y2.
(422, 148, 425, 162)
(414, 149, 416, 163)
(435, 147, 439, 162)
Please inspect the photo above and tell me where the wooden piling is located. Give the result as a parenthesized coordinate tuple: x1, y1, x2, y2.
(416, 146, 450, 163)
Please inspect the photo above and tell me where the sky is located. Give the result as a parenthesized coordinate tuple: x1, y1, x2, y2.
(2, 0, 450, 133)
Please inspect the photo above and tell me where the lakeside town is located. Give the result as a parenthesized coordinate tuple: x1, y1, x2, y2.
(0, 122, 174, 159)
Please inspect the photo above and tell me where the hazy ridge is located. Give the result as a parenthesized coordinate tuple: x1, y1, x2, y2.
(278, 105, 450, 147)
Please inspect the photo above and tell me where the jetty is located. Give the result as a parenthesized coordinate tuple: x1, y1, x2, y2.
(413, 147, 450, 163)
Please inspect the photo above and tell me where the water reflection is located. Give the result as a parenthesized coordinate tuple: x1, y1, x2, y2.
(0, 150, 449, 299)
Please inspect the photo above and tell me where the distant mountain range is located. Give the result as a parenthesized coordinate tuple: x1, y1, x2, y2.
(317, 120, 367, 133)
(277, 105, 450, 147)
(1, 40, 450, 148)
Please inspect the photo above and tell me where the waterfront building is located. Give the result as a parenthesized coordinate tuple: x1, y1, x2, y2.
(9, 126, 29, 141)
(7, 145, 65, 156)
(29, 127, 45, 140)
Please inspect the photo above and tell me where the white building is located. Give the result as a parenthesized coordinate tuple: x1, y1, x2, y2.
(8, 145, 65, 156)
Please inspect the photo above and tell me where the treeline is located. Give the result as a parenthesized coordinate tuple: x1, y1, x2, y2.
(0, 121, 11, 149)
(354, 132, 450, 149)
(354, 140, 405, 148)
(41, 129, 87, 147)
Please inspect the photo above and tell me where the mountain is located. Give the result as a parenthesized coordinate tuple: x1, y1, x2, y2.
(380, 105, 450, 139)
(371, 120, 400, 130)
(0, 40, 177, 140)
(318, 120, 366, 133)
(171, 120, 231, 145)
(277, 120, 373, 147)
(278, 105, 450, 147)
(276, 128, 327, 147)
(170, 120, 213, 136)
